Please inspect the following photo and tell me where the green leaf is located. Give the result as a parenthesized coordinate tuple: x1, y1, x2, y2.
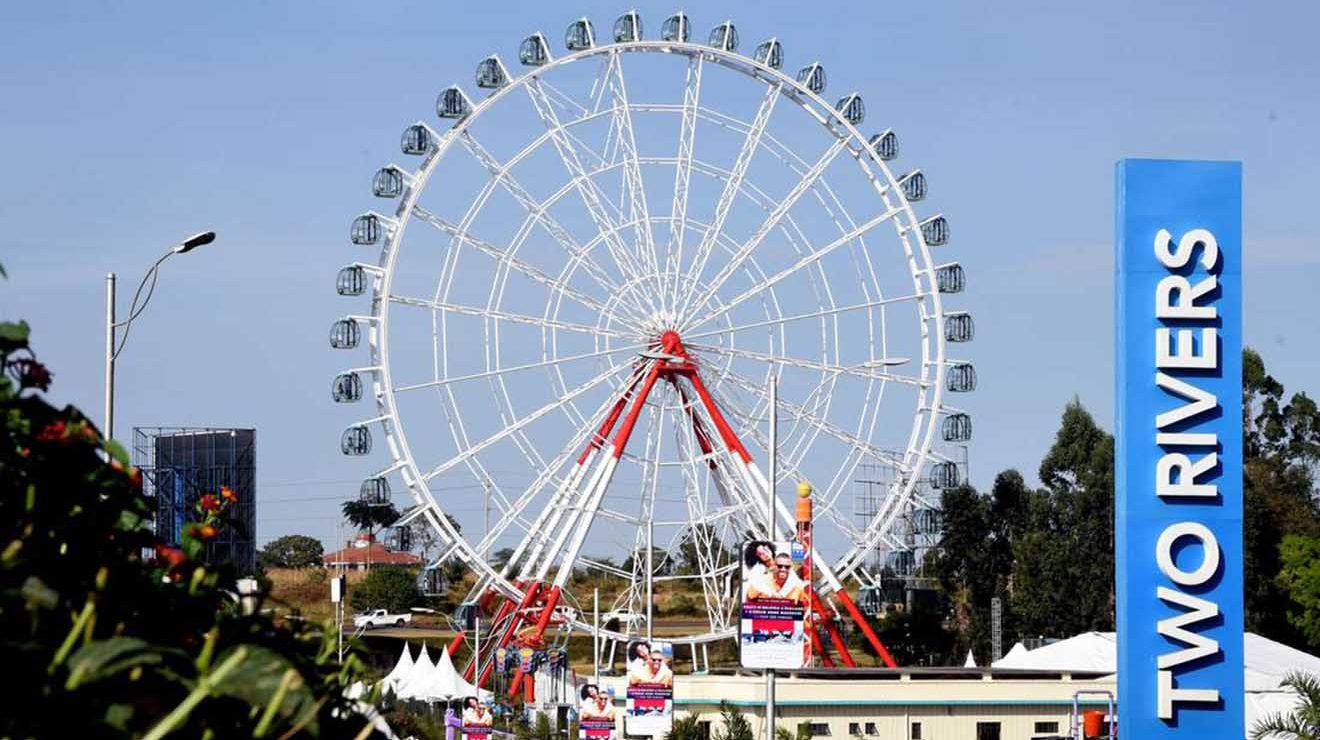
(103, 438, 130, 466)
(209, 646, 318, 735)
(0, 320, 30, 351)
(65, 637, 176, 689)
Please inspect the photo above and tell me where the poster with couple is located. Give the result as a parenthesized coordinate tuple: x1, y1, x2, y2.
(624, 641, 673, 736)
(461, 696, 493, 739)
(739, 540, 810, 669)
(577, 684, 617, 740)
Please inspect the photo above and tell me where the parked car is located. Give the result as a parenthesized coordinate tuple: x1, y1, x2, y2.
(353, 609, 411, 629)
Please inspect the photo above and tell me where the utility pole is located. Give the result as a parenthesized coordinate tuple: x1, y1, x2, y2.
(594, 587, 601, 684)
(646, 518, 654, 642)
(766, 375, 777, 740)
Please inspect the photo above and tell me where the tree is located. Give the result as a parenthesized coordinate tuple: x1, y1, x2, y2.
(0, 315, 382, 737)
(1278, 535, 1320, 648)
(666, 714, 705, 740)
(341, 499, 401, 538)
(258, 534, 325, 569)
(712, 701, 753, 740)
(350, 566, 421, 614)
(1250, 671, 1320, 739)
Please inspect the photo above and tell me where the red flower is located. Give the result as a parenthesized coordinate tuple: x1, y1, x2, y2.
(154, 545, 186, 568)
(198, 494, 220, 513)
(35, 421, 67, 442)
(197, 524, 219, 540)
(11, 359, 52, 391)
(219, 485, 237, 503)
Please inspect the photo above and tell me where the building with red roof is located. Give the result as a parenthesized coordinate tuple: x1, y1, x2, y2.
(322, 533, 421, 569)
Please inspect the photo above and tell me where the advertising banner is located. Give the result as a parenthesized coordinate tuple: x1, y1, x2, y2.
(625, 641, 674, 736)
(1115, 159, 1244, 737)
(577, 684, 617, 740)
(739, 540, 808, 669)
(460, 696, 493, 740)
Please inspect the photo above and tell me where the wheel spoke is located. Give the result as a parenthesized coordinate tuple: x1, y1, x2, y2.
(524, 77, 662, 317)
(684, 293, 923, 343)
(419, 359, 635, 482)
(413, 206, 644, 332)
(665, 55, 704, 316)
(682, 135, 850, 326)
(688, 341, 928, 388)
(391, 294, 630, 339)
(683, 206, 904, 335)
(679, 83, 781, 312)
(606, 52, 663, 288)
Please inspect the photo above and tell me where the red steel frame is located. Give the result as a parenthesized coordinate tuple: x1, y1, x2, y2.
(465, 331, 895, 693)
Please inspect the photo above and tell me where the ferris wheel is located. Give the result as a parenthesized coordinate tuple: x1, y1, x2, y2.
(330, 10, 974, 675)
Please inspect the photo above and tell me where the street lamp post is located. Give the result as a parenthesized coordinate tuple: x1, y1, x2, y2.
(103, 231, 216, 439)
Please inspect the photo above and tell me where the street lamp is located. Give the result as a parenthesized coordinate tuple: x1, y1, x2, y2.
(104, 231, 216, 439)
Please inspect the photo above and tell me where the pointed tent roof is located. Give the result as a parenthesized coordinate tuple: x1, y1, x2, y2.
(396, 643, 437, 701)
(382, 642, 414, 695)
(963, 649, 977, 668)
(435, 645, 491, 701)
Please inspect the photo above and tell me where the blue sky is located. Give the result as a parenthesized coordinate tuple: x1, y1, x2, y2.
(2, 1, 1317, 551)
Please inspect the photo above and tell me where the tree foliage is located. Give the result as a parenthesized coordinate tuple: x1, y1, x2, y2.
(712, 701, 753, 740)
(349, 567, 420, 614)
(0, 317, 382, 737)
(258, 534, 325, 569)
(340, 500, 401, 536)
(1249, 671, 1320, 740)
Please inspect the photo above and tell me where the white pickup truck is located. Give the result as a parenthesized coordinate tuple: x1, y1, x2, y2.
(353, 609, 411, 629)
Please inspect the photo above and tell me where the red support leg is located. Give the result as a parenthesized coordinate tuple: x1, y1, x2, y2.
(836, 589, 897, 668)
(813, 592, 856, 668)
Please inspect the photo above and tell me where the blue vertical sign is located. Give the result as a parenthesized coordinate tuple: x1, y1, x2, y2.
(1115, 159, 1243, 737)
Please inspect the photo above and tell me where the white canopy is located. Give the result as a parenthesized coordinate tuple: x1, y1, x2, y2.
(382, 643, 415, 696)
(990, 631, 1320, 735)
(396, 643, 443, 701)
(394, 642, 493, 703)
(963, 649, 977, 668)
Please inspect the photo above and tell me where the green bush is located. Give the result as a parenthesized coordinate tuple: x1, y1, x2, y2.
(259, 534, 325, 569)
(350, 567, 420, 614)
(0, 317, 383, 738)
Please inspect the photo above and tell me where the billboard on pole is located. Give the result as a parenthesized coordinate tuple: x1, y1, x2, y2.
(739, 540, 808, 669)
(625, 640, 674, 736)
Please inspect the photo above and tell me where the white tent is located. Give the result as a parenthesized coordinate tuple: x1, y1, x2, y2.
(396, 643, 443, 702)
(382, 643, 415, 696)
(990, 631, 1320, 734)
(435, 645, 492, 701)
(963, 649, 977, 668)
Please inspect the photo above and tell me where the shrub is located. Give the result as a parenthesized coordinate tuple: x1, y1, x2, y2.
(350, 566, 421, 614)
(0, 317, 383, 738)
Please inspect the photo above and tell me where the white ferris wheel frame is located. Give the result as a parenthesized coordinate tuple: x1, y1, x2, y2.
(336, 36, 968, 647)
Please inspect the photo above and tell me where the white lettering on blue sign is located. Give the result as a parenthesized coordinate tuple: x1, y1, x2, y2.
(1152, 228, 1223, 719)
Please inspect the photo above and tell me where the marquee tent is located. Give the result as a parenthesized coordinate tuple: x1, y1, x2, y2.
(991, 631, 1320, 734)
(382, 643, 415, 696)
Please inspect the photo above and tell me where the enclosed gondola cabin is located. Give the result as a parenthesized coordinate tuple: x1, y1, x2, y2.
(661, 12, 690, 42)
(870, 129, 899, 161)
(942, 413, 972, 443)
(753, 38, 783, 70)
(436, 86, 472, 120)
(519, 33, 552, 66)
(372, 166, 404, 199)
(920, 215, 949, 246)
(565, 18, 596, 50)
(360, 477, 391, 506)
(935, 263, 966, 294)
(341, 425, 372, 456)
(836, 93, 865, 125)
(400, 123, 433, 156)
(612, 10, 642, 43)
(336, 265, 367, 297)
(708, 21, 738, 52)
(899, 170, 927, 201)
(329, 319, 360, 350)
(350, 213, 381, 246)
(332, 372, 363, 403)
(946, 362, 977, 393)
(944, 312, 974, 343)
(796, 62, 827, 94)
(929, 461, 960, 489)
(475, 56, 509, 89)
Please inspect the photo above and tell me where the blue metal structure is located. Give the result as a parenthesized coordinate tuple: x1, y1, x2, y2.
(1115, 159, 1243, 737)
